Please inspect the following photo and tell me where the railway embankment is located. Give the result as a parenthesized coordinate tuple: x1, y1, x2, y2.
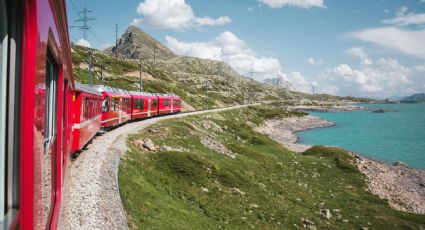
(58, 104, 254, 230)
(118, 105, 425, 229)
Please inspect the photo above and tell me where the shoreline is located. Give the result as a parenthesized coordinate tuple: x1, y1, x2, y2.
(255, 111, 425, 215)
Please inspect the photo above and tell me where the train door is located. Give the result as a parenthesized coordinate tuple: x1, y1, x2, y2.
(43, 54, 59, 227)
(118, 98, 122, 123)
(148, 99, 151, 117)
(1, 0, 20, 227)
(0, 0, 8, 225)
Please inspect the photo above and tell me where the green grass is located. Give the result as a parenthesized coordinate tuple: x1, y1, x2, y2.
(119, 105, 425, 229)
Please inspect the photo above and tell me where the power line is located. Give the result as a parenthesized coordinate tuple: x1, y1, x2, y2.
(70, 6, 95, 42)
(88, 29, 103, 43)
(68, 0, 80, 17)
(115, 24, 118, 59)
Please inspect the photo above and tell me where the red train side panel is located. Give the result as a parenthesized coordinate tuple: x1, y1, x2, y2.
(71, 83, 102, 153)
(173, 95, 181, 113)
(157, 94, 174, 115)
(9, 0, 75, 229)
(129, 92, 158, 120)
(93, 85, 131, 129)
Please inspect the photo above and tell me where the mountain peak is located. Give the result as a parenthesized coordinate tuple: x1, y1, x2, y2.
(107, 26, 176, 60)
(263, 76, 294, 91)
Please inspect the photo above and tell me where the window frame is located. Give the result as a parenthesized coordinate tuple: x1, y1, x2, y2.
(102, 97, 109, 112)
(0, 0, 8, 223)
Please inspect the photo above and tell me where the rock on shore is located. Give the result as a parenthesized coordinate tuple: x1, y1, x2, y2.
(356, 157, 425, 215)
(255, 115, 334, 152)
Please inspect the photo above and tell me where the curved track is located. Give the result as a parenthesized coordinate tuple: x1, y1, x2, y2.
(58, 105, 254, 229)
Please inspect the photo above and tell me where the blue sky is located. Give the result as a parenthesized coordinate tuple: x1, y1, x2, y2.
(67, 0, 425, 97)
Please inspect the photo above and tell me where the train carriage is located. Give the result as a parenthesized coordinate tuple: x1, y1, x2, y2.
(157, 94, 174, 115)
(93, 85, 131, 129)
(172, 95, 182, 113)
(129, 92, 158, 120)
(71, 83, 102, 154)
(0, 0, 75, 228)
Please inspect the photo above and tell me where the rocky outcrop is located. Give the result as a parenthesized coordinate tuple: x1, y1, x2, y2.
(356, 157, 425, 215)
(263, 76, 294, 91)
(201, 137, 236, 158)
(106, 26, 176, 60)
(255, 115, 335, 152)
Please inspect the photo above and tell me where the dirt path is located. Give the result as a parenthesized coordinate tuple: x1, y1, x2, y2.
(58, 105, 255, 230)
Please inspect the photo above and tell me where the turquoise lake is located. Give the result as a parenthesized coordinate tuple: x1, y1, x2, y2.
(297, 103, 425, 169)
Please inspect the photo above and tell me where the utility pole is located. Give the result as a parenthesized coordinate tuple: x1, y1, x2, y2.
(247, 68, 257, 104)
(100, 65, 103, 81)
(115, 24, 118, 59)
(153, 40, 156, 71)
(88, 50, 93, 85)
(183, 50, 191, 78)
(72, 6, 95, 44)
(139, 62, 143, 92)
(204, 81, 209, 110)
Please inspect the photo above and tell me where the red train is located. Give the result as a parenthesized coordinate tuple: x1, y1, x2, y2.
(0, 0, 181, 229)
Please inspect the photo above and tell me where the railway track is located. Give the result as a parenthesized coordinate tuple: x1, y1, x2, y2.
(58, 104, 257, 229)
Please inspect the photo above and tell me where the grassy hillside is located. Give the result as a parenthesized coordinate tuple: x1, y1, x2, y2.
(71, 44, 362, 110)
(119, 105, 424, 229)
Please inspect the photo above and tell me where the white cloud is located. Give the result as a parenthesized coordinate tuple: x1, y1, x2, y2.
(382, 13, 425, 26)
(75, 38, 91, 47)
(132, 0, 231, 30)
(166, 31, 281, 76)
(258, 0, 326, 9)
(396, 6, 409, 17)
(351, 27, 425, 60)
(346, 47, 372, 65)
(307, 57, 323, 66)
(315, 55, 425, 97)
(166, 31, 313, 93)
(284, 72, 313, 93)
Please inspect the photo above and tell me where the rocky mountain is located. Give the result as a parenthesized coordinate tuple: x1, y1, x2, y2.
(263, 76, 294, 91)
(401, 93, 425, 102)
(105, 26, 176, 60)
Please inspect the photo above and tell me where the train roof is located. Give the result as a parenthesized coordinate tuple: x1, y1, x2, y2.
(155, 93, 179, 98)
(129, 91, 158, 97)
(91, 85, 131, 96)
(74, 82, 103, 96)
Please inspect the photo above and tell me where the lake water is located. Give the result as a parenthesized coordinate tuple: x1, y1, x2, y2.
(297, 103, 425, 169)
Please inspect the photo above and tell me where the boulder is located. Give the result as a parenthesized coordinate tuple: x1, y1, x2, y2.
(160, 146, 173, 152)
(133, 139, 145, 149)
(143, 139, 156, 151)
(320, 208, 332, 220)
(392, 161, 407, 167)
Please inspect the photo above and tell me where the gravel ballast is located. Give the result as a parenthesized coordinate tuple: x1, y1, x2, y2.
(58, 105, 253, 229)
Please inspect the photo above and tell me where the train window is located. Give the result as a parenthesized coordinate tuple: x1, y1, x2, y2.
(43, 54, 58, 226)
(102, 97, 109, 112)
(0, 0, 7, 222)
(111, 98, 119, 111)
(153, 99, 158, 106)
(134, 99, 144, 109)
(84, 97, 89, 119)
(123, 98, 129, 110)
